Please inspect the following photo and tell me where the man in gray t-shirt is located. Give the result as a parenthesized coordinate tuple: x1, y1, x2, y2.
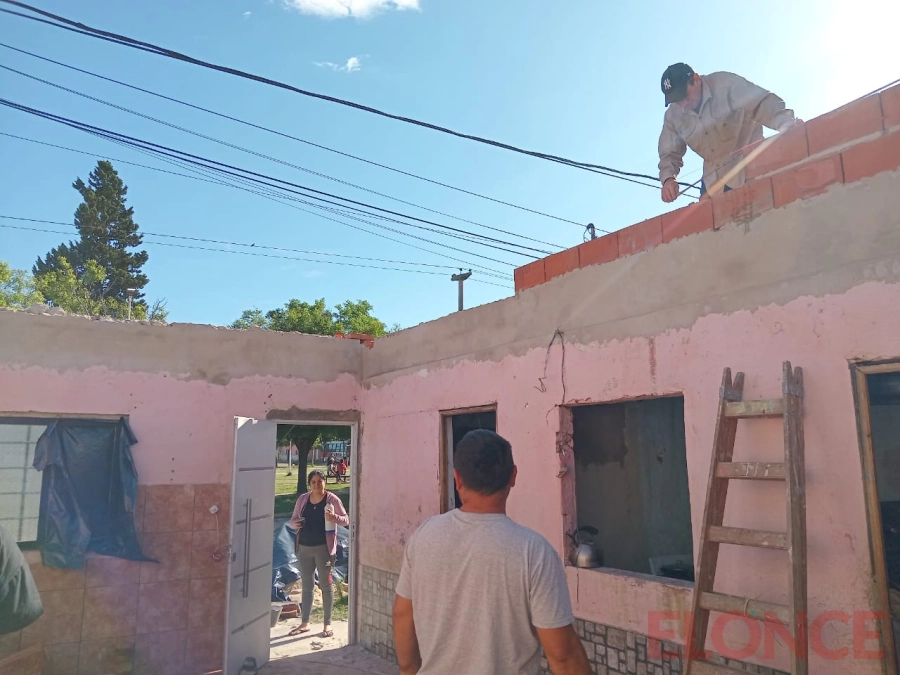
(393, 430, 590, 675)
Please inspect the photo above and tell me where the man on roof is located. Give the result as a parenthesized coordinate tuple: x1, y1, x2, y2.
(658, 63, 801, 203)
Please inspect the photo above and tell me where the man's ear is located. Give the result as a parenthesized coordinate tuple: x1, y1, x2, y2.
(509, 465, 518, 489)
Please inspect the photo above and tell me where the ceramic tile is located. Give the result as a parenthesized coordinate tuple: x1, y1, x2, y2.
(133, 629, 186, 675)
(187, 577, 226, 629)
(21, 589, 84, 647)
(192, 484, 230, 531)
(139, 531, 193, 583)
(136, 581, 190, 634)
(0, 631, 21, 660)
(190, 530, 228, 579)
(85, 554, 141, 588)
(28, 558, 85, 592)
(81, 585, 138, 640)
(43, 642, 80, 675)
(184, 627, 224, 674)
(77, 636, 135, 675)
(143, 484, 195, 533)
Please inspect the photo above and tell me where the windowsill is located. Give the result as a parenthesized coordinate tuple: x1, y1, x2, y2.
(568, 563, 695, 590)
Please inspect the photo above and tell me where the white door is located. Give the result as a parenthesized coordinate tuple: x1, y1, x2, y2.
(224, 417, 277, 675)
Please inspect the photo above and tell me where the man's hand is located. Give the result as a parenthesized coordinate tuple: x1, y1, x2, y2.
(392, 594, 422, 674)
(661, 177, 679, 203)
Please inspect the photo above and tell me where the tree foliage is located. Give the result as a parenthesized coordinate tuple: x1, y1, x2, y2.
(33, 161, 158, 317)
(277, 424, 351, 494)
(231, 297, 397, 336)
(0, 261, 43, 308)
(33, 256, 169, 321)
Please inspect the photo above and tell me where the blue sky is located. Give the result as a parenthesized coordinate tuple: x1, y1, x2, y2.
(0, 0, 896, 329)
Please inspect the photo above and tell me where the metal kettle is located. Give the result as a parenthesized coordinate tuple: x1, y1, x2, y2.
(569, 526, 603, 568)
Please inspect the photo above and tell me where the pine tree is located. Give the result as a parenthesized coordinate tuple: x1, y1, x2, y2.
(34, 161, 149, 307)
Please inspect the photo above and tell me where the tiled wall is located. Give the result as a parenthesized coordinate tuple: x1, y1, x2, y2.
(357, 564, 789, 675)
(358, 565, 398, 665)
(0, 483, 230, 675)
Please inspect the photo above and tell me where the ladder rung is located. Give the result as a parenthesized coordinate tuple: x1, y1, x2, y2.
(724, 399, 785, 418)
(691, 660, 753, 675)
(715, 462, 786, 480)
(699, 591, 790, 625)
(708, 525, 787, 549)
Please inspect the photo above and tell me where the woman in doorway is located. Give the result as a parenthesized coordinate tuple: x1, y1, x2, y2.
(287, 469, 349, 638)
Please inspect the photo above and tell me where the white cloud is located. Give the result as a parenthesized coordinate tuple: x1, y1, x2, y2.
(283, 0, 419, 19)
(243, 10, 252, 17)
(315, 55, 365, 73)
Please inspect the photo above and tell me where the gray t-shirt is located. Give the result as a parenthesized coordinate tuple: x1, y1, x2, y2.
(395, 509, 574, 675)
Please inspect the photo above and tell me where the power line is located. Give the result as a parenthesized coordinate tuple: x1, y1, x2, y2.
(0, 44, 586, 235)
(0, 215, 475, 270)
(0, 97, 534, 264)
(0, 131, 512, 279)
(0, 68, 553, 257)
(0, 63, 565, 254)
(0, 221, 514, 289)
(0, 1, 701, 193)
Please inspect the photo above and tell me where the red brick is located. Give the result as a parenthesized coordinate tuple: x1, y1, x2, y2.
(617, 217, 663, 257)
(841, 130, 900, 183)
(712, 177, 774, 229)
(514, 259, 546, 291)
(881, 84, 900, 130)
(661, 200, 714, 243)
(745, 123, 809, 180)
(578, 232, 618, 268)
(771, 154, 844, 208)
(543, 247, 580, 281)
(805, 95, 883, 156)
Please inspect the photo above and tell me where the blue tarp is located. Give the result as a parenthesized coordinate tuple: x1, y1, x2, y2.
(271, 521, 349, 602)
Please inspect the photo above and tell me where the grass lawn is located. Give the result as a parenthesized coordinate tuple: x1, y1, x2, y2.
(273, 462, 350, 516)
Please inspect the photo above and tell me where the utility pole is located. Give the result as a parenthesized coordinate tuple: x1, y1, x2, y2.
(451, 269, 472, 311)
(126, 288, 136, 320)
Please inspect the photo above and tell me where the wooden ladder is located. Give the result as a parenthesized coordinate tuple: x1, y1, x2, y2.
(684, 362, 808, 675)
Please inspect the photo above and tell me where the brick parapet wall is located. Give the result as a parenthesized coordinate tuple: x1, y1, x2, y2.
(515, 81, 900, 292)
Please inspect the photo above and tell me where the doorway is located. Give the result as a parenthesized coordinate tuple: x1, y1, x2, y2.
(439, 406, 497, 512)
(853, 362, 900, 675)
(225, 417, 359, 674)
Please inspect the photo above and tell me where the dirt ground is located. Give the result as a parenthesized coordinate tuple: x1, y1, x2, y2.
(264, 578, 396, 674)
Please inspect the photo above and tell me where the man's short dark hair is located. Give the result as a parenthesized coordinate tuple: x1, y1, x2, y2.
(453, 429, 514, 495)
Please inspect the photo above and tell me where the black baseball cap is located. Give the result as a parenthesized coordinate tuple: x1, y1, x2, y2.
(661, 63, 695, 105)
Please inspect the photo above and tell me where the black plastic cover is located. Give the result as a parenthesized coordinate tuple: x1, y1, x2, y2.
(32, 417, 153, 568)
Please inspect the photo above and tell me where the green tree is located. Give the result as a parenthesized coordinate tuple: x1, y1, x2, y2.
(278, 424, 351, 494)
(34, 161, 149, 312)
(34, 257, 126, 317)
(0, 261, 43, 308)
(231, 297, 395, 336)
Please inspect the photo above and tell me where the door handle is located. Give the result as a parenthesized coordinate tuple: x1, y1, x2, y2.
(242, 498, 252, 598)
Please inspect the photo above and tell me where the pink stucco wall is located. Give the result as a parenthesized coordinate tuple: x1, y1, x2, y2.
(357, 162, 900, 675)
(359, 282, 897, 674)
(0, 316, 362, 484)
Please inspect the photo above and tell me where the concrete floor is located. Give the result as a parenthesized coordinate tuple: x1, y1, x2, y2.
(264, 617, 397, 674)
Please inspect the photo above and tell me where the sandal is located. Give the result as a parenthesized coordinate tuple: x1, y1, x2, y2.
(288, 625, 310, 636)
(322, 627, 334, 638)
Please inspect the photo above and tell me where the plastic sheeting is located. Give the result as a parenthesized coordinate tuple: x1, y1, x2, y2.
(32, 417, 153, 569)
(271, 520, 349, 602)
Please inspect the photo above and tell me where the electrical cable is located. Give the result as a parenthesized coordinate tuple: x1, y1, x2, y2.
(0, 222, 514, 288)
(0, 64, 563, 254)
(0, 1, 702, 192)
(0, 132, 512, 278)
(0, 97, 532, 264)
(0, 215, 478, 270)
(0, 42, 588, 229)
(0, 47, 576, 245)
